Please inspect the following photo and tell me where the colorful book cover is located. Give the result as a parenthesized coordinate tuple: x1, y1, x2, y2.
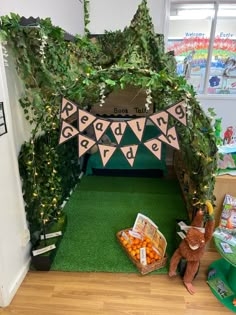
(132, 213, 167, 258)
(207, 277, 234, 299)
(219, 194, 236, 231)
(213, 229, 236, 246)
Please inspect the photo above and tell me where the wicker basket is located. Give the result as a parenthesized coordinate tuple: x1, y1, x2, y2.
(116, 228, 167, 275)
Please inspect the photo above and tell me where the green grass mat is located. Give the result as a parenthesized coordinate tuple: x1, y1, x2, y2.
(51, 176, 188, 274)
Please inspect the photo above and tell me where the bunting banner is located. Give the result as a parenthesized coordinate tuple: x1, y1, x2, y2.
(59, 98, 188, 166)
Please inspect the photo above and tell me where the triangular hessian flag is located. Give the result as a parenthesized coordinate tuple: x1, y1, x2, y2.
(158, 126, 180, 150)
(149, 111, 169, 135)
(143, 138, 162, 160)
(60, 98, 78, 120)
(166, 100, 187, 126)
(127, 117, 146, 141)
(120, 145, 138, 167)
(98, 144, 117, 167)
(78, 109, 96, 133)
(93, 119, 111, 142)
(110, 121, 127, 144)
(59, 120, 79, 144)
(78, 134, 96, 158)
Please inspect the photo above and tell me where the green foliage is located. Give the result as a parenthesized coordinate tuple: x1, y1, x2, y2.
(84, 0, 90, 35)
(0, 0, 218, 242)
(214, 118, 223, 146)
(18, 131, 80, 245)
(0, 14, 86, 241)
(95, 30, 127, 66)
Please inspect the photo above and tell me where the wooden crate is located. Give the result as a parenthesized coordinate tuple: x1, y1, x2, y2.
(116, 228, 167, 275)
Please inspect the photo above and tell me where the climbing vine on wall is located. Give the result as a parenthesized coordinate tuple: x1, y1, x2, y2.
(0, 14, 96, 244)
(84, 0, 90, 35)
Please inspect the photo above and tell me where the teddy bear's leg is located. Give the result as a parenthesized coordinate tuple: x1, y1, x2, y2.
(183, 260, 200, 294)
(169, 248, 182, 277)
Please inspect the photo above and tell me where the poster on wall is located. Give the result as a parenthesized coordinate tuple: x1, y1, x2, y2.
(168, 36, 236, 95)
(0, 102, 7, 136)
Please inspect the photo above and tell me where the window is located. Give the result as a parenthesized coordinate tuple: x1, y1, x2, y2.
(168, 2, 236, 95)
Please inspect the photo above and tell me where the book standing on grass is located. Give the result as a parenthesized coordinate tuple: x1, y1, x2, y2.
(132, 213, 167, 258)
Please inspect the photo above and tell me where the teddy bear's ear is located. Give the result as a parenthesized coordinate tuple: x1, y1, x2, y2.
(191, 209, 204, 227)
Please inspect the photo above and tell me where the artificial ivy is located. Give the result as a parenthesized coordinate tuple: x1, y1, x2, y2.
(84, 0, 90, 36)
(0, 0, 218, 244)
(0, 13, 89, 244)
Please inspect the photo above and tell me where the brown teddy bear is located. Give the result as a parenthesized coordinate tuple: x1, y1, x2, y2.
(169, 205, 215, 294)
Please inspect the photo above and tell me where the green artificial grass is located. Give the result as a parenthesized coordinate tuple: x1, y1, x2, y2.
(51, 176, 189, 274)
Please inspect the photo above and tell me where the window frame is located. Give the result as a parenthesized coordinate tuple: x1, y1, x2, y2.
(166, 0, 236, 98)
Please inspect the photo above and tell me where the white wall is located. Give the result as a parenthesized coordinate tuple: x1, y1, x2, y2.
(0, 0, 84, 36)
(0, 0, 85, 307)
(198, 95, 236, 133)
(88, 0, 167, 34)
(0, 44, 31, 307)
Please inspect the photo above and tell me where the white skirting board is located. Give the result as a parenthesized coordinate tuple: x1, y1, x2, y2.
(0, 257, 31, 307)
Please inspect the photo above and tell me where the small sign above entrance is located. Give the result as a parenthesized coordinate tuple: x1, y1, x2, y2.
(90, 86, 153, 117)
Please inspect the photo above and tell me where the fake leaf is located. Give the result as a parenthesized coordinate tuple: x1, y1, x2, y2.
(104, 79, 116, 86)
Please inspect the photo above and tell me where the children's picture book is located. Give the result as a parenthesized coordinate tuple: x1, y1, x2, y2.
(219, 194, 236, 231)
(217, 143, 236, 175)
(223, 126, 236, 145)
(133, 213, 158, 238)
(213, 228, 236, 246)
(220, 242, 233, 253)
(132, 213, 167, 258)
(207, 277, 234, 299)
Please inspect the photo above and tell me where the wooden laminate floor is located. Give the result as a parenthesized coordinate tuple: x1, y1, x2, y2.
(0, 251, 233, 315)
